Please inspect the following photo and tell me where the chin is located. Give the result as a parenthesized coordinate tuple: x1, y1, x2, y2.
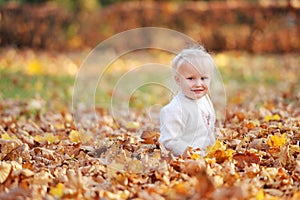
(193, 93, 206, 99)
(186, 94, 203, 100)
(195, 96, 204, 99)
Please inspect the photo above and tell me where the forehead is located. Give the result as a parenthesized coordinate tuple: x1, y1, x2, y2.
(177, 62, 210, 76)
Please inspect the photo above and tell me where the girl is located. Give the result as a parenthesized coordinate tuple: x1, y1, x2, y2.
(159, 46, 216, 156)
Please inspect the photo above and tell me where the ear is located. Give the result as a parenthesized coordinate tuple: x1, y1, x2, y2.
(174, 74, 180, 85)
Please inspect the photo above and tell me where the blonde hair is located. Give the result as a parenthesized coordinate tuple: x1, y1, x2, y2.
(172, 46, 216, 77)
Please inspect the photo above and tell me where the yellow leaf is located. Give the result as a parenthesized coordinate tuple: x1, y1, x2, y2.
(292, 191, 300, 200)
(44, 133, 59, 143)
(27, 59, 43, 75)
(256, 189, 265, 200)
(33, 133, 59, 144)
(49, 183, 64, 198)
(264, 114, 281, 122)
(69, 130, 92, 143)
(1, 133, 17, 141)
(191, 153, 201, 160)
(125, 121, 140, 129)
(206, 140, 226, 154)
(33, 135, 43, 142)
(70, 154, 77, 161)
(54, 123, 65, 130)
(267, 134, 287, 148)
(215, 53, 229, 68)
(206, 140, 234, 163)
(69, 130, 80, 143)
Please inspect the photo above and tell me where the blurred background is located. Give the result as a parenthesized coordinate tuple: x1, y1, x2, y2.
(0, 0, 299, 110)
(1, 0, 299, 52)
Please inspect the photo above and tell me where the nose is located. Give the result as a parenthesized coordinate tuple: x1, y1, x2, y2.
(194, 79, 205, 87)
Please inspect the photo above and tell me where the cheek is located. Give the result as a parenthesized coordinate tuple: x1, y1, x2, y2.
(204, 79, 210, 87)
(185, 80, 193, 87)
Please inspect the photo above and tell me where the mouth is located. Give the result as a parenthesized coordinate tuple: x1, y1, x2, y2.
(192, 89, 204, 93)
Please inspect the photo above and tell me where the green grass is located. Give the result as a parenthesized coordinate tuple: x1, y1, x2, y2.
(1, 52, 299, 109)
(0, 69, 74, 102)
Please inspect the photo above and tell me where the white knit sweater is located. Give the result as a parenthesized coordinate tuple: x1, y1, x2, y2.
(159, 92, 216, 156)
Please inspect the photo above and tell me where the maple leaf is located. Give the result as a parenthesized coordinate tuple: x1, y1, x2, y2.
(267, 134, 287, 148)
(206, 140, 234, 163)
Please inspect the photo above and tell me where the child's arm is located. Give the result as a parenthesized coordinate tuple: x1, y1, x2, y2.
(159, 106, 189, 156)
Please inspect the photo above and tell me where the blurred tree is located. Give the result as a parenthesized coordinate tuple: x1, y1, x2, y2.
(0, 0, 99, 11)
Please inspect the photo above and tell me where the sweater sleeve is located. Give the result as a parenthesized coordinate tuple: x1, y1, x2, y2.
(159, 104, 189, 156)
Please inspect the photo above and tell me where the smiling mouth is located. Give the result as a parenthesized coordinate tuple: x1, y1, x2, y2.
(192, 89, 204, 93)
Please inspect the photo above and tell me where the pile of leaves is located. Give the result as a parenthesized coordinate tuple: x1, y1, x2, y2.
(0, 92, 299, 199)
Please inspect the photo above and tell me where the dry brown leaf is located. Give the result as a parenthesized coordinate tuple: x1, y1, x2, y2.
(233, 151, 260, 168)
(140, 130, 159, 144)
(0, 139, 22, 160)
(0, 161, 11, 183)
(0, 76, 299, 200)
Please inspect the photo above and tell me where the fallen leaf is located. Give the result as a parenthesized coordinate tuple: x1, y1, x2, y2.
(140, 130, 159, 144)
(1, 132, 17, 140)
(267, 134, 287, 148)
(69, 130, 81, 143)
(233, 151, 260, 168)
(206, 140, 234, 163)
(49, 182, 64, 198)
(264, 114, 281, 122)
(256, 189, 265, 200)
(107, 161, 125, 179)
(0, 161, 11, 183)
(125, 121, 140, 130)
(69, 130, 92, 143)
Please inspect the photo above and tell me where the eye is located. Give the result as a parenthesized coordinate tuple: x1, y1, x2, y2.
(187, 77, 194, 80)
(201, 77, 208, 81)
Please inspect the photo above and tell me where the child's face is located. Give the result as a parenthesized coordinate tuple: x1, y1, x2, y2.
(175, 63, 210, 100)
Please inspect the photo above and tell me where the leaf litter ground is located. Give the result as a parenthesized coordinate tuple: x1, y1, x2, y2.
(0, 49, 300, 199)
